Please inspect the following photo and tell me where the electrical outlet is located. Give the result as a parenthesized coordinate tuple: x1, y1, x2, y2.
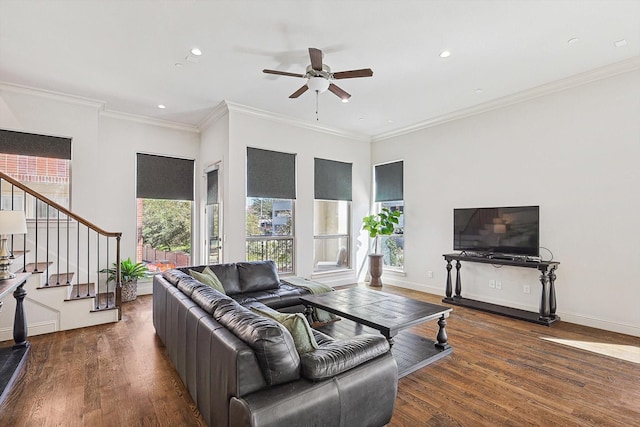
(496, 281, 502, 290)
(523, 285, 531, 294)
(489, 280, 496, 288)
(427, 271, 434, 278)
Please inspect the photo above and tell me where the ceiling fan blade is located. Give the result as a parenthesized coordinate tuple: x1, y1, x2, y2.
(328, 83, 351, 101)
(332, 68, 374, 79)
(309, 48, 323, 71)
(263, 69, 305, 78)
(289, 85, 309, 98)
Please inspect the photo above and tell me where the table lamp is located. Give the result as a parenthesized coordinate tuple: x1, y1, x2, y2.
(0, 210, 28, 280)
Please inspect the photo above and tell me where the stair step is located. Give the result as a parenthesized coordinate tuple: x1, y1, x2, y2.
(22, 262, 53, 274)
(48, 272, 75, 286)
(91, 292, 117, 312)
(65, 283, 96, 301)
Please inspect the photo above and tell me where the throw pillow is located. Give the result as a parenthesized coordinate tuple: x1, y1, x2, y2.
(251, 307, 319, 354)
(189, 267, 226, 294)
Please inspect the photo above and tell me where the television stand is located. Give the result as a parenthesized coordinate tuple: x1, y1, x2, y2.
(442, 253, 560, 326)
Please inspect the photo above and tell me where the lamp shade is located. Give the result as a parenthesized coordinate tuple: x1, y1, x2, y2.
(0, 210, 28, 235)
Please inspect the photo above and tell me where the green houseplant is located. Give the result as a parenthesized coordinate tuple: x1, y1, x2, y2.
(102, 257, 148, 302)
(362, 207, 401, 287)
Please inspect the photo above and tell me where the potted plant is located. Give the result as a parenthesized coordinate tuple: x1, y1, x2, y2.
(102, 257, 148, 302)
(362, 207, 401, 287)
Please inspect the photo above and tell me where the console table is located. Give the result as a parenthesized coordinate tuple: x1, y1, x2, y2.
(0, 273, 30, 407)
(442, 253, 560, 326)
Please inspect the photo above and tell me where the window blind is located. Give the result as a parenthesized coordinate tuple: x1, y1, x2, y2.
(246, 147, 296, 199)
(374, 161, 403, 202)
(0, 129, 72, 159)
(314, 158, 352, 201)
(136, 153, 194, 201)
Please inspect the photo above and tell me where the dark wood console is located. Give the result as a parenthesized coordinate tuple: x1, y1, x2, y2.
(442, 253, 560, 326)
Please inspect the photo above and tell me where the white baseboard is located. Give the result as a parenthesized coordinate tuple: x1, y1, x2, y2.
(0, 320, 58, 342)
(137, 279, 153, 296)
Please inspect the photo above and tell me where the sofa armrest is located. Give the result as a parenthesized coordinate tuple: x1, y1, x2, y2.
(300, 334, 390, 380)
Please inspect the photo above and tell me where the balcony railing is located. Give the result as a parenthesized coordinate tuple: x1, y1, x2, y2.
(246, 236, 293, 274)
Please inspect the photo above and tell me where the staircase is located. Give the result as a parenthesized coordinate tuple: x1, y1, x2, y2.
(0, 171, 122, 341)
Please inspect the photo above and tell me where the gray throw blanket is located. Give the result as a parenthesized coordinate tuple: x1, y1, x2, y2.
(283, 277, 339, 324)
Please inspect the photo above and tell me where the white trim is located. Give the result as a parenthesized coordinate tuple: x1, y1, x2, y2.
(0, 320, 58, 341)
(225, 101, 371, 142)
(197, 100, 230, 131)
(101, 109, 199, 133)
(372, 56, 640, 142)
(0, 81, 105, 110)
(137, 278, 153, 296)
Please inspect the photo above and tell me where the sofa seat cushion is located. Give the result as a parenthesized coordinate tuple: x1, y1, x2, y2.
(213, 300, 301, 387)
(300, 334, 390, 381)
(237, 260, 280, 293)
(230, 283, 309, 309)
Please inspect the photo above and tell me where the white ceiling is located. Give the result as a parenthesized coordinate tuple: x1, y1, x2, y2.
(1, 0, 639, 137)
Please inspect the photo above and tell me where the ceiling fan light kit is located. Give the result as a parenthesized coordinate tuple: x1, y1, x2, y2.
(307, 77, 330, 93)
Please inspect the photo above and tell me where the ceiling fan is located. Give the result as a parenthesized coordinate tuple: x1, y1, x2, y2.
(263, 47, 373, 102)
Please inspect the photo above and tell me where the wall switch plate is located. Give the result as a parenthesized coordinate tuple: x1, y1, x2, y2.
(523, 285, 531, 294)
(496, 281, 502, 290)
(489, 280, 496, 288)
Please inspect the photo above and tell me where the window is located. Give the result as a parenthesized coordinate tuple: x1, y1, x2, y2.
(374, 161, 404, 270)
(246, 148, 295, 274)
(136, 153, 194, 271)
(0, 129, 71, 219)
(313, 158, 351, 272)
(206, 169, 221, 264)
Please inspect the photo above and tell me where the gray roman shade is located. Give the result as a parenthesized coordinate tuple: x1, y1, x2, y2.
(207, 169, 218, 204)
(0, 129, 72, 159)
(136, 153, 194, 201)
(374, 161, 403, 202)
(247, 147, 296, 199)
(314, 158, 352, 201)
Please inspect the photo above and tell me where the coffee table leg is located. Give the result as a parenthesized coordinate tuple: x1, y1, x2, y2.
(303, 305, 314, 325)
(435, 315, 450, 350)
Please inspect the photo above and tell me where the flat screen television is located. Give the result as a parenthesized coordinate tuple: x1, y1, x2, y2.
(453, 206, 540, 257)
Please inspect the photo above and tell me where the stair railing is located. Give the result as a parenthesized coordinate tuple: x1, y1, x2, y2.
(0, 171, 123, 319)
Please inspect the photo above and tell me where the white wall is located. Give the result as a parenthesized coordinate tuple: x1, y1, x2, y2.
(372, 69, 640, 336)
(199, 105, 372, 286)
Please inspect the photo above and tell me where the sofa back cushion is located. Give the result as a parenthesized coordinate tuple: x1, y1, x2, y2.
(215, 303, 300, 386)
(208, 263, 242, 295)
(237, 260, 280, 293)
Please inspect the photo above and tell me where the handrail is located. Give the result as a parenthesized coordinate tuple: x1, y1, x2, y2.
(0, 171, 121, 238)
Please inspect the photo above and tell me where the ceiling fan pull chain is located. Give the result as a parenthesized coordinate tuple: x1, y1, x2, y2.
(315, 91, 319, 121)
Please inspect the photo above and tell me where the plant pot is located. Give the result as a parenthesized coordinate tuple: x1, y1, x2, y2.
(121, 279, 138, 302)
(368, 254, 384, 287)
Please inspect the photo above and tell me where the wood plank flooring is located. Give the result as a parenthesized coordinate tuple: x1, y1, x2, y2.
(1, 284, 638, 426)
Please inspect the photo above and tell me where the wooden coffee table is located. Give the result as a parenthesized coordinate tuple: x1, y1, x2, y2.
(300, 287, 453, 377)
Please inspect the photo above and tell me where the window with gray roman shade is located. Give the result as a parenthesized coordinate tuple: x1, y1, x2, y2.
(0, 129, 72, 159)
(246, 147, 296, 199)
(136, 153, 194, 201)
(374, 161, 403, 202)
(314, 158, 352, 201)
(207, 169, 218, 204)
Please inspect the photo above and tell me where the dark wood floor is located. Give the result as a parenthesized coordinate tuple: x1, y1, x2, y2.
(1, 284, 639, 426)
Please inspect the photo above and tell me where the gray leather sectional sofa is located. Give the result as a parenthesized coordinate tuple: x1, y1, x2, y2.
(153, 260, 398, 427)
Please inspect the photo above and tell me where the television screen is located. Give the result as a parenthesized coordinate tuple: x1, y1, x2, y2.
(453, 206, 539, 257)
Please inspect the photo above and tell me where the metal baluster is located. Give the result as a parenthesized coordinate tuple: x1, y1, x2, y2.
(34, 198, 39, 273)
(66, 214, 70, 285)
(45, 204, 49, 286)
(22, 191, 27, 273)
(106, 238, 110, 309)
(96, 233, 100, 309)
(76, 219, 80, 298)
(56, 208, 60, 285)
(86, 225, 90, 297)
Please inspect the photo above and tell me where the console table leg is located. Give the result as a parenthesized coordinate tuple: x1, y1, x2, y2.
(13, 284, 28, 348)
(435, 315, 450, 350)
(548, 266, 557, 317)
(455, 261, 462, 298)
(445, 260, 452, 299)
(538, 270, 550, 320)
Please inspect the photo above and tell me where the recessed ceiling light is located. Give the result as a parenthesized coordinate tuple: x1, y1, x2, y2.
(439, 50, 451, 58)
(359, 118, 365, 121)
(614, 39, 628, 47)
(190, 48, 202, 56)
(568, 38, 580, 44)
(475, 88, 484, 94)
(341, 98, 349, 103)
(158, 104, 166, 109)
(387, 120, 394, 124)
(175, 62, 183, 68)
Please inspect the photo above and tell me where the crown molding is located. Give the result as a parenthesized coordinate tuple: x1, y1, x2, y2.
(197, 101, 230, 131)
(222, 101, 371, 142)
(372, 56, 640, 142)
(100, 109, 199, 133)
(0, 81, 105, 110)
